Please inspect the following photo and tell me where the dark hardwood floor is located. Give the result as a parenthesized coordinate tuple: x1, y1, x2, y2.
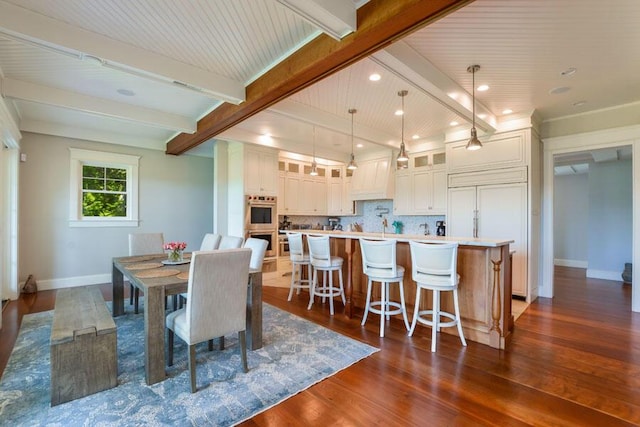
(2, 266, 640, 426)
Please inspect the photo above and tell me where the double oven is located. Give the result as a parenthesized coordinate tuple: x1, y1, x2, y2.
(245, 195, 277, 259)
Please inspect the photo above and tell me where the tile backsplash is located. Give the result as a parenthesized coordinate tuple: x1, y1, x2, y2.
(280, 199, 445, 235)
(341, 200, 444, 235)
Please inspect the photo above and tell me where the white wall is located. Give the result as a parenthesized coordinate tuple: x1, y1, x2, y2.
(18, 133, 213, 290)
(587, 159, 632, 279)
(554, 173, 589, 266)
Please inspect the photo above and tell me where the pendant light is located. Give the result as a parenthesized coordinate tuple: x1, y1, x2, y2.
(466, 64, 483, 151)
(397, 90, 409, 169)
(346, 108, 358, 170)
(310, 126, 318, 176)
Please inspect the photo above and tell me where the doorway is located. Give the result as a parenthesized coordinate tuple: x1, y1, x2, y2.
(541, 125, 640, 312)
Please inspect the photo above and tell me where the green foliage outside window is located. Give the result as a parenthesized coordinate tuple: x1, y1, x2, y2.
(82, 165, 128, 217)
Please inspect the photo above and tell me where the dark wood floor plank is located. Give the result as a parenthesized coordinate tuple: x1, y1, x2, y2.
(2, 267, 640, 426)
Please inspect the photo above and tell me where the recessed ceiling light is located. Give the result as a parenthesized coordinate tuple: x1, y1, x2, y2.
(561, 67, 577, 76)
(477, 84, 489, 92)
(502, 109, 513, 115)
(448, 92, 458, 99)
(572, 100, 587, 107)
(412, 134, 420, 140)
(258, 134, 272, 143)
(549, 86, 571, 95)
(477, 113, 487, 119)
(356, 143, 363, 148)
(449, 121, 459, 126)
(117, 88, 135, 96)
(395, 109, 404, 116)
(369, 73, 381, 81)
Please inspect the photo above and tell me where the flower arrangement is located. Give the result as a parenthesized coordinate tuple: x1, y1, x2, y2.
(164, 241, 187, 262)
(392, 220, 403, 234)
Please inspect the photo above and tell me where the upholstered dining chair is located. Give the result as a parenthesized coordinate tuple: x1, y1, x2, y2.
(166, 248, 252, 393)
(359, 238, 410, 337)
(128, 232, 164, 314)
(408, 241, 467, 352)
(218, 235, 244, 250)
(199, 233, 221, 251)
(243, 237, 269, 273)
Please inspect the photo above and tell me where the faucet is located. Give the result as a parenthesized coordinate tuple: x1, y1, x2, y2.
(382, 217, 388, 237)
(420, 223, 430, 235)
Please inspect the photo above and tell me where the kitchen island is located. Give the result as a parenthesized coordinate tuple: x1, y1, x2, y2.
(294, 230, 514, 349)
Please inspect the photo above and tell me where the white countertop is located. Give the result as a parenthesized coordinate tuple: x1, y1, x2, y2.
(282, 229, 513, 247)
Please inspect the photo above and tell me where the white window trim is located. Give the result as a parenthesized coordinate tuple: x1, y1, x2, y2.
(69, 148, 140, 227)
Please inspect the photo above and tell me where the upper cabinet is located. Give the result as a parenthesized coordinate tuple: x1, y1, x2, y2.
(327, 166, 356, 216)
(350, 155, 395, 200)
(244, 146, 278, 196)
(394, 149, 447, 215)
(278, 157, 327, 215)
(446, 130, 527, 174)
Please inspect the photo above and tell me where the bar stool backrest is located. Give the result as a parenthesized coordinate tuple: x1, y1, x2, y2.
(307, 234, 331, 267)
(287, 232, 306, 261)
(409, 241, 458, 285)
(359, 238, 398, 278)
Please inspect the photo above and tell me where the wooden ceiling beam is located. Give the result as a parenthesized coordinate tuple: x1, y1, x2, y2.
(166, 0, 474, 155)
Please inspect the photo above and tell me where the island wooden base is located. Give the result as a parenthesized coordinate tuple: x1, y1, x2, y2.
(331, 236, 514, 349)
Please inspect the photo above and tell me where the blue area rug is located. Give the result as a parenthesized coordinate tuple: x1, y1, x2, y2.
(0, 302, 378, 426)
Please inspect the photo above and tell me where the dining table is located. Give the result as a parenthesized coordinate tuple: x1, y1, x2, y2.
(111, 253, 263, 385)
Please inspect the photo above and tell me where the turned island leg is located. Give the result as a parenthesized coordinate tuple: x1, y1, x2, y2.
(489, 259, 503, 347)
(345, 237, 354, 318)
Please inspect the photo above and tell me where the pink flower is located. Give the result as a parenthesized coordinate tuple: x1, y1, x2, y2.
(164, 241, 187, 251)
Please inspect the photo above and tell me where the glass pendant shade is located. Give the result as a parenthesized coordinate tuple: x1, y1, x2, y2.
(347, 108, 357, 170)
(347, 153, 358, 170)
(466, 64, 483, 151)
(397, 142, 409, 161)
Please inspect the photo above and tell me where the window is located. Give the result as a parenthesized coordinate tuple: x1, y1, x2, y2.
(69, 148, 139, 227)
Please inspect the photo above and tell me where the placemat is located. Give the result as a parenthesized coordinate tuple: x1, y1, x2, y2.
(127, 262, 163, 270)
(135, 268, 180, 279)
(176, 272, 189, 281)
(120, 255, 158, 263)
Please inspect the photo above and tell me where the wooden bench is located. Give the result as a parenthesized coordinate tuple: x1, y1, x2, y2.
(50, 286, 117, 406)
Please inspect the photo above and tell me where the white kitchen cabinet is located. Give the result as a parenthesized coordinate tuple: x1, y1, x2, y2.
(447, 129, 527, 174)
(448, 182, 528, 297)
(244, 146, 278, 196)
(412, 169, 446, 214)
(393, 171, 411, 215)
(394, 150, 446, 215)
(328, 167, 343, 215)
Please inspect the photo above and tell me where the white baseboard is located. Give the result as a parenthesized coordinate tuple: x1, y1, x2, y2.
(23, 274, 112, 291)
(586, 269, 622, 282)
(554, 259, 588, 268)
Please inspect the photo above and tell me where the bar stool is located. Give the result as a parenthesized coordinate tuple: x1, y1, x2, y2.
(408, 241, 467, 352)
(307, 234, 346, 315)
(286, 232, 312, 301)
(359, 238, 410, 337)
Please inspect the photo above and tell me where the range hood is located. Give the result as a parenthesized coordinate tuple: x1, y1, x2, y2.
(349, 154, 395, 200)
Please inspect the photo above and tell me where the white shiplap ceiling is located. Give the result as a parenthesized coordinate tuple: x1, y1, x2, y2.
(0, 0, 639, 162)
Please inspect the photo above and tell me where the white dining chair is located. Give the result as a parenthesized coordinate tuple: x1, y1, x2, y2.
(166, 248, 252, 393)
(243, 237, 269, 273)
(218, 235, 244, 250)
(199, 233, 221, 251)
